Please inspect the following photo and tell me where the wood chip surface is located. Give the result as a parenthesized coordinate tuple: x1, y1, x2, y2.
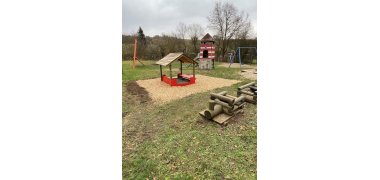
(136, 75, 241, 104)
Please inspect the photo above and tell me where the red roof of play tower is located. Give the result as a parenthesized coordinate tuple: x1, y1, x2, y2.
(201, 33, 214, 42)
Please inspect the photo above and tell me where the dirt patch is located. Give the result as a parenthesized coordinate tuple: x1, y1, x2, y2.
(241, 69, 257, 80)
(136, 75, 241, 104)
(125, 81, 152, 104)
(122, 82, 159, 158)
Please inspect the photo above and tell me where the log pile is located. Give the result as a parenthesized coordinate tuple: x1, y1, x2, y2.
(199, 82, 257, 125)
(237, 82, 257, 104)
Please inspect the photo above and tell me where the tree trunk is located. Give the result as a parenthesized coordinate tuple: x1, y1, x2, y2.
(221, 40, 226, 61)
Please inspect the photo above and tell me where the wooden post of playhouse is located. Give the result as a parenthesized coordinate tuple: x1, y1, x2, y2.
(169, 64, 172, 86)
(133, 38, 137, 69)
(180, 61, 182, 75)
(211, 46, 214, 69)
(193, 62, 195, 78)
(160, 65, 163, 81)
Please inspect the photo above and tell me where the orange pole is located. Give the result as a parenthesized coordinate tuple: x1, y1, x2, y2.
(133, 38, 137, 69)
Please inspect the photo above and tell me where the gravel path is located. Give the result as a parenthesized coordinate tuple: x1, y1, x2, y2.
(241, 69, 257, 80)
(218, 63, 255, 68)
(217, 63, 256, 80)
(136, 75, 241, 104)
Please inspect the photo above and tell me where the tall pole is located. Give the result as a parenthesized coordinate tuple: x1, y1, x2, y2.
(133, 38, 137, 69)
(238, 47, 242, 72)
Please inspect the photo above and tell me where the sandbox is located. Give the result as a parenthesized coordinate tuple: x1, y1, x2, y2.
(136, 75, 241, 104)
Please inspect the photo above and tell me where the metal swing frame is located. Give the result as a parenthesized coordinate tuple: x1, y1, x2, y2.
(233, 47, 257, 72)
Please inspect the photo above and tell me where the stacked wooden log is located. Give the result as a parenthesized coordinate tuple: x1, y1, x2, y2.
(199, 82, 257, 125)
(237, 82, 257, 104)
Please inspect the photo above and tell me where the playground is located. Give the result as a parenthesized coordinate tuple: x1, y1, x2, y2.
(123, 60, 257, 179)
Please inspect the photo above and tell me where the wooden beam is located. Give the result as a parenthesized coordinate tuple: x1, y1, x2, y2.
(160, 65, 163, 81)
(193, 62, 195, 78)
(136, 58, 145, 66)
(180, 61, 182, 74)
(210, 93, 235, 105)
(204, 104, 223, 120)
(238, 82, 255, 90)
(169, 64, 172, 86)
(133, 38, 137, 69)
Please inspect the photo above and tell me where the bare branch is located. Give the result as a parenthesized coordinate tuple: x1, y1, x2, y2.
(207, 1, 252, 60)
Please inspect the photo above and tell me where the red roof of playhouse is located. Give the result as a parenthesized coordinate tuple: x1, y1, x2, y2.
(201, 33, 214, 42)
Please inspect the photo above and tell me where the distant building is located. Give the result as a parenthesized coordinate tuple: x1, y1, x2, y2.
(199, 33, 215, 70)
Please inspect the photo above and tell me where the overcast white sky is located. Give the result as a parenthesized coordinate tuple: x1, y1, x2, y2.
(122, 0, 257, 38)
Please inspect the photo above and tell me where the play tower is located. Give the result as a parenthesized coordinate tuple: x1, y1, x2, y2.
(199, 33, 215, 70)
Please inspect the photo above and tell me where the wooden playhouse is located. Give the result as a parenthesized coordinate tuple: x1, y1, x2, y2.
(155, 53, 198, 86)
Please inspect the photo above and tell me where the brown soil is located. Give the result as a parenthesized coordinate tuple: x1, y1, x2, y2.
(122, 81, 152, 117)
(125, 81, 152, 104)
(123, 81, 156, 158)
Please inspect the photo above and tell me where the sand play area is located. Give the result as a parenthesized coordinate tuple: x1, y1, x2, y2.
(136, 74, 240, 104)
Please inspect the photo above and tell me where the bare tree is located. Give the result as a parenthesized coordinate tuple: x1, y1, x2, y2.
(233, 22, 251, 51)
(235, 24, 251, 40)
(207, 1, 251, 61)
(188, 24, 205, 55)
(213, 34, 222, 61)
(176, 22, 188, 53)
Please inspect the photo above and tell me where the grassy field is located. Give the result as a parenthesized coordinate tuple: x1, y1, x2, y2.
(123, 60, 257, 179)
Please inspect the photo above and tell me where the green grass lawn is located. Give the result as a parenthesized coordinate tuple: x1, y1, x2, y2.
(123, 60, 257, 179)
